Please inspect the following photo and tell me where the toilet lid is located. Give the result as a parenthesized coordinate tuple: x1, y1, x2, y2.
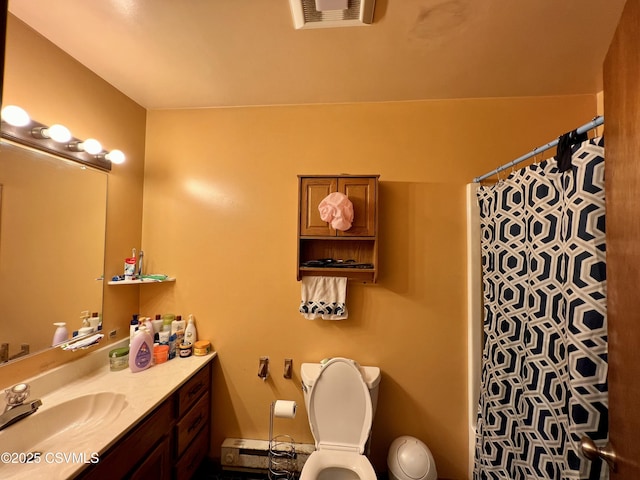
(307, 357, 372, 454)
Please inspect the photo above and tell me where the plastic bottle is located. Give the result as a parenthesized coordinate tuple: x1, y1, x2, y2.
(79, 310, 90, 327)
(129, 325, 154, 372)
(141, 317, 159, 343)
(52, 322, 68, 345)
(162, 313, 175, 332)
(168, 333, 177, 360)
(89, 312, 101, 331)
(129, 314, 139, 346)
(158, 330, 170, 345)
(152, 314, 163, 337)
(78, 311, 94, 336)
(184, 314, 197, 345)
(140, 316, 153, 334)
(171, 316, 186, 344)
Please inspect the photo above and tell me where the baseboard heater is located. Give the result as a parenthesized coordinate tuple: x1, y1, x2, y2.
(221, 438, 315, 473)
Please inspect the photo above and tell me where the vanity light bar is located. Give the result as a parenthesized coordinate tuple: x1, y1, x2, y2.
(0, 105, 126, 171)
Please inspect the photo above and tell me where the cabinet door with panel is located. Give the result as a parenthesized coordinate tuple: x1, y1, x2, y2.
(299, 177, 337, 236)
(338, 176, 376, 237)
(130, 436, 171, 480)
(77, 399, 174, 480)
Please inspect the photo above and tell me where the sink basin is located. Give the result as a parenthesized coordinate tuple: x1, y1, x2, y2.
(0, 392, 127, 454)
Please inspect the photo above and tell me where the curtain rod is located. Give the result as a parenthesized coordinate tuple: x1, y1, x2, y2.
(472, 116, 604, 183)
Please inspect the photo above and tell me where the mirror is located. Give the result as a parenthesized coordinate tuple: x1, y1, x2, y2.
(0, 140, 107, 363)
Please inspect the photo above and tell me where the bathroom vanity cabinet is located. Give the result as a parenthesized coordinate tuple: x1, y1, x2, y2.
(76, 362, 212, 480)
(297, 174, 379, 283)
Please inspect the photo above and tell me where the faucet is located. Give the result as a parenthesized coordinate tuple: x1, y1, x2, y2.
(0, 343, 30, 363)
(0, 383, 42, 431)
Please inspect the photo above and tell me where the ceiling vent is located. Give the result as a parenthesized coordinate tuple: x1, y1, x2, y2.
(289, 0, 376, 29)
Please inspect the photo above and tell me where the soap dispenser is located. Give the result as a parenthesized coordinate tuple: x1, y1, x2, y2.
(52, 322, 68, 345)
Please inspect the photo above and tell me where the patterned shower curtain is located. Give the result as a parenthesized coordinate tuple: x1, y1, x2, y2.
(474, 136, 609, 480)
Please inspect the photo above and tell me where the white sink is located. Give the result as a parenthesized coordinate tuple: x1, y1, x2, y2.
(0, 392, 127, 454)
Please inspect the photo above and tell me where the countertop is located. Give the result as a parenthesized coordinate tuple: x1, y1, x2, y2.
(0, 339, 216, 479)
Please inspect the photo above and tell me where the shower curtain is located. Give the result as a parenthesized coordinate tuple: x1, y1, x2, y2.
(474, 136, 609, 480)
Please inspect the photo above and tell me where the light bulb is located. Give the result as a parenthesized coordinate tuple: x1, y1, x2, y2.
(81, 138, 102, 155)
(105, 149, 126, 164)
(44, 124, 72, 143)
(1, 105, 30, 127)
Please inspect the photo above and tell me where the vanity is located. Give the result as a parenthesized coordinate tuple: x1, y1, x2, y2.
(0, 340, 216, 480)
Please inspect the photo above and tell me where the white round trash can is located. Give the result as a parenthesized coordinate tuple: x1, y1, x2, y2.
(387, 435, 437, 480)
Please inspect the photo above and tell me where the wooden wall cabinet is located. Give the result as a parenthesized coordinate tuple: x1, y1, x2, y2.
(297, 175, 379, 283)
(77, 362, 212, 480)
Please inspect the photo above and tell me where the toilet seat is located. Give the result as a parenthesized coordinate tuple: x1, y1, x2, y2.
(301, 357, 376, 480)
(300, 450, 377, 480)
(307, 357, 372, 453)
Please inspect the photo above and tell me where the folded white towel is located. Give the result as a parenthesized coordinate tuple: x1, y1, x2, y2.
(299, 276, 348, 320)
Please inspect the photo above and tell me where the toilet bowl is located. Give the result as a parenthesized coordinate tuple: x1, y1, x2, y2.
(300, 357, 381, 480)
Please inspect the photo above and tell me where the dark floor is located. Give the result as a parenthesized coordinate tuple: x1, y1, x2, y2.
(192, 470, 275, 480)
(192, 459, 298, 480)
(192, 459, 389, 480)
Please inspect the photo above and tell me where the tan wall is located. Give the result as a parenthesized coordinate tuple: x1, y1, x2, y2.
(1, 15, 146, 385)
(142, 96, 596, 478)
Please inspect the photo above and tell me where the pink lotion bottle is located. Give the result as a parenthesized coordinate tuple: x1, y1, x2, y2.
(129, 325, 153, 372)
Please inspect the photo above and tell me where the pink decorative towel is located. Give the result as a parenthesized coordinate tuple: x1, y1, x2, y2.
(318, 192, 354, 231)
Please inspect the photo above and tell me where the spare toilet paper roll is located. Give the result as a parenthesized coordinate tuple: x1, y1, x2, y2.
(273, 400, 297, 419)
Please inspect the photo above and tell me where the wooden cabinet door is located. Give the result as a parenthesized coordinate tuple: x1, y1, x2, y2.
(78, 399, 173, 479)
(299, 177, 337, 236)
(338, 177, 376, 237)
(130, 436, 171, 480)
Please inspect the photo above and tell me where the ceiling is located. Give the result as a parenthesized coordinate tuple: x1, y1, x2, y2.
(8, 0, 626, 110)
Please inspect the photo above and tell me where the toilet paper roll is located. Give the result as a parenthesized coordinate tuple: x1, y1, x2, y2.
(273, 400, 297, 419)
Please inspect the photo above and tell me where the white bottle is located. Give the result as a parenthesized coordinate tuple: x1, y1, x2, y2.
(140, 317, 152, 335)
(184, 314, 197, 344)
(171, 316, 186, 343)
(52, 322, 68, 345)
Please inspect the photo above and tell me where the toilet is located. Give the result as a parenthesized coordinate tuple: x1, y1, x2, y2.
(300, 357, 381, 480)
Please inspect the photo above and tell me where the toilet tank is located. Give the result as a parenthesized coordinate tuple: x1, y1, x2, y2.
(301, 360, 381, 417)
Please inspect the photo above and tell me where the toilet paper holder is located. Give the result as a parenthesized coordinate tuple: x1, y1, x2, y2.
(268, 400, 296, 480)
